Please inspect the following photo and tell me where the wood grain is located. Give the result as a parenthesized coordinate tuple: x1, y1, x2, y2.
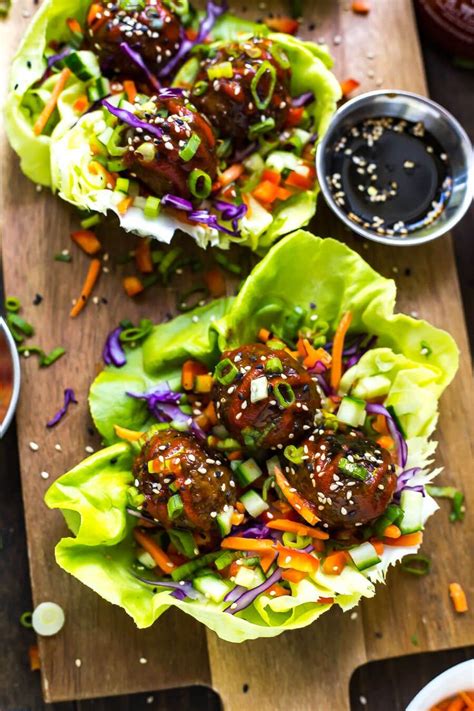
(1, 0, 472, 709)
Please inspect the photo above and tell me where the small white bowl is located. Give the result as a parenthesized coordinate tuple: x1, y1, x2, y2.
(406, 659, 474, 711)
(0, 316, 21, 438)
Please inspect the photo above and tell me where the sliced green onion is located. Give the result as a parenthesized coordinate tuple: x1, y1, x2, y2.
(269, 42, 290, 69)
(426, 485, 465, 522)
(193, 80, 209, 97)
(106, 125, 128, 157)
(188, 169, 212, 199)
(216, 138, 232, 159)
(179, 133, 202, 161)
(214, 251, 242, 274)
(266, 338, 286, 350)
(338, 457, 368, 481)
(80, 213, 102, 229)
(5, 296, 21, 313)
(126, 485, 145, 508)
(167, 493, 184, 520)
(114, 177, 129, 195)
(120, 319, 153, 344)
(284, 444, 304, 465)
(31, 602, 65, 637)
(400, 553, 431, 576)
(250, 60, 277, 110)
(144, 196, 160, 219)
(54, 252, 72, 262)
(274, 382, 295, 408)
(119, 0, 145, 11)
(171, 551, 221, 581)
(248, 117, 276, 139)
(207, 61, 233, 80)
(215, 550, 239, 570)
(40, 347, 66, 367)
(159, 246, 183, 283)
(169, 529, 198, 558)
(265, 357, 282, 374)
(19, 611, 33, 628)
(373, 504, 402, 538)
(107, 158, 126, 172)
(262, 474, 275, 501)
(282, 532, 312, 549)
(214, 357, 239, 385)
(177, 286, 209, 312)
(136, 142, 156, 163)
(6, 313, 34, 342)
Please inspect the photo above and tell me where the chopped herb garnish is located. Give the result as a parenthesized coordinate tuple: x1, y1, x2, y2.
(338, 457, 368, 481)
(283, 444, 304, 464)
(426, 485, 465, 522)
(401, 553, 431, 576)
(54, 252, 72, 262)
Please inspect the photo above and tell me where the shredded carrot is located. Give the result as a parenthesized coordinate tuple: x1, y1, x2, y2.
(352, 0, 370, 14)
(273, 500, 293, 516)
(67, 17, 83, 34)
(117, 196, 133, 215)
(73, 95, 89, 113)
(231, 512, 245, 526)
(87, 2, 104, 25)
(383, 524, 401, 539)
(298, 338, 332, 369)
(89, 160, 116, 189)
(285, 165, 315, 191)
(267, 519, 329, 540)
(33, 68, 71, 136)
(281, 568, 306, 583)
(70, 258, 101, 317)
(29, 644, 41, 671)
(460, 692, 474, 709)
(330, 311, 353, 391)
(123, 79, 137, 103)
(340, 77, 360, 97)
(221, 537, 274, 552)
(275, 186, 293, 201)
(377, 434, 394, 450)
(274, 466, 319, 526)
(227, 450, 244, 461)
(372, 414, 389, 434)
(318, 596, 335, 605)
(216, 163, 244, 189)
(446, 698, 465, 711)
(113, 424, 144, 442)
(204, 267, 226, 297)
(258, 550, 277, 573)
(235, 501, 245, 514)
(253, 179, 280, 204)
(258, 328, 271, 343)
(276, 544, 319, 574)
(383, 532, 423, 547)
(203, 400, 217, 426)
(135, 238, 153, 273)
(194, 412, 210, 430)
(122, 275, 144, 297)
(71, 229, 101, 255)
(371, 539, 385, 555)
(133, 528, 176, 573)
(449, 582, 468, 613)
(286, 106, 305, 128)
(262, 169, 281, 185)
(266, 583, 289, 598)
(181, 359, 207, 390)
(322, 551, 349, 575)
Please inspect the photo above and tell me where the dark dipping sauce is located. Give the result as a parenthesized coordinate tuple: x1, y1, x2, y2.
(326, 116, 453, 238)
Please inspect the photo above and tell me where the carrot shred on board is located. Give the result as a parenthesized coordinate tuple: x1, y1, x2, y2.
(383, 524, 401, 539)
(351, 1, 370, 14)
(33, 68, 71, 136)
(383, 532, 423, 547)
(71, 229, 101, 255)
(267, 519, 329, 540)
(322, 551, 349, 575)
(330, 311, 353, 390)
(123, 79, 137, 103)
(70, 258, 101, 317)
(221, 537, 274, 552)
(113, 424, 144, 442)
(449, 582, 468, 613)
(340, 77, 360, 97)
(216, 163, 244, 189)
(28, 644, 41, 671)
(135, 238, 153, 273)
(264, 16, 299, 34)
(204, 267, 226, 297)
(123, 275, 144, 297)
(133, 528, 176, 573)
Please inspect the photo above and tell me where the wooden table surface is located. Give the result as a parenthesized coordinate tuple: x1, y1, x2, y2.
(1, 3, 473, 711)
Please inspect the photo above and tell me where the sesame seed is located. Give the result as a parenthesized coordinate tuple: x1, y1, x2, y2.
(29, 442, 39, 451)
(75, 659, 82, 668)
(40, 471, 50, 480)
(85, 446, 94, 454)
(139, 657, 148, 664)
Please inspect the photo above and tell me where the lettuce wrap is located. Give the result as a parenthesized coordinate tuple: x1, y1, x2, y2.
(6, 1, 341, 250)
(45, 231, 458, 642)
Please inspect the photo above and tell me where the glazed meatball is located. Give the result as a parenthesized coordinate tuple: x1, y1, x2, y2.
(133, 429, 236, 532)
(285, 428, 397, 529)
(121, 93, 218, 198)
(191, 37, 292, 146)
(212, 344, 321, 450)
(85, 0, 181, 78)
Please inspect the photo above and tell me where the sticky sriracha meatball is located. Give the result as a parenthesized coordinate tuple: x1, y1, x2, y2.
(85, 0, 182, 78)
(121, 92, 218, 199)
(212, 344, 321, 450)
(191, 37, 292, 146)
(285, 428, 397, 529)
(133, 429, 236, 532)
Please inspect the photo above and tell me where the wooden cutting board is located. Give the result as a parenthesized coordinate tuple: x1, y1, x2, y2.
(1, 1, 472, 709)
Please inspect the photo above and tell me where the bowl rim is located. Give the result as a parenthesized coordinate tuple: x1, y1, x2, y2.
(406, 659, 474, 710)
(0, 316, 21, 439)
(316, 88, 474, 247)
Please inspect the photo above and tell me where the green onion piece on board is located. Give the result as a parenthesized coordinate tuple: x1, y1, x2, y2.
(250, 60, 277, 110)
(80, 213, 102, 229)
(188, 169, 212, 199)
(400, 553, 431, 576)
(214, 358, 239, 385)
(426, 485, 465, 522)
(214, 251, 242, 275)
(177, 286, 209, 313)
(179, 134, 202, 161)
(40, 347, 66, 367)
(19, 611, 33, 628)
(5, 296, 21, 313)
(120, 319, 153, 344)
(54, 253, 72, 262)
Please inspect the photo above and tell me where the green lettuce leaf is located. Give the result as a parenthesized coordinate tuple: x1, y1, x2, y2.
(46, 230, 458, 641)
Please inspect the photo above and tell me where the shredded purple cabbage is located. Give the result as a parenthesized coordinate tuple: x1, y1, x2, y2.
(103, 326, 126, 368)
(46, 388, 78, 428)
(134, 575, 201, 600)
(158, 87, 185, 99)
(313, 373, 332, 396)
(47, 46, 72, 68)
(161, 194, 194, 211)
(127, 385, 192, 430)
(191, 420, 207, 441)
(366, 403, 408, 467)
(188, 209, 241, 237)
(159, 0, 228, 77)
(120, 42, 160, 90)
(292, 91, 314, 107)
(396, 467, 421, 493)
(232, 141, 257, 163)
(225, 567, 283, 614)
(224, 584, 247, 604)
(102, 99, 163, 139)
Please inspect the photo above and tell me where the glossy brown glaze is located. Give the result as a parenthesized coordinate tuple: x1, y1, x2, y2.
(285, 428, 397, 529)
(192, 37, 292, 146)
(212, 343, 321, 450)
(133, 428, 236, 532)
(122, 94, 218, 198)
(85, 0, 181, 78)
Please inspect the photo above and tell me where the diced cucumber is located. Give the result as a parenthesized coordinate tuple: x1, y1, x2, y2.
(233, 565, 266, 589)
(192, 575, 232, 603)
(118, 98, 135, 112)
(235, 458, 262, 487)
(169, 529, 198, 559)
(136, 549, 156, 569)
(98, 126, 114, 148)
(63, 51, 100, 81)
(216, 507, 234, 537)
(337, 395, 367, 427)
(399, 489, 424, 535)
(239, 489, 269, 518)
(171, 551, 221, 581)
(87, 77, 110, 103)
(230, 459, 243, 472)
(348, 542, 381, 571)
(215, 551, 239, 571)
